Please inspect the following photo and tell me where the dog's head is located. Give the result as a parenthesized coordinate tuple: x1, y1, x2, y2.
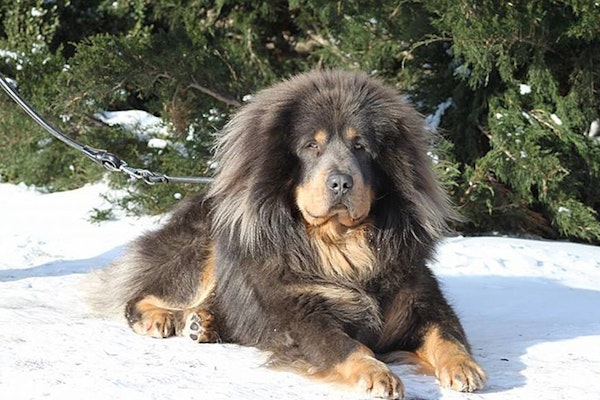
(209, 70, 453, 252)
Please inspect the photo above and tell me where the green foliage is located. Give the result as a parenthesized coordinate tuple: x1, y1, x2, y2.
(418, 0, 600, 242)
(1, 0, 599, 242)
(88, 207, 116, 223)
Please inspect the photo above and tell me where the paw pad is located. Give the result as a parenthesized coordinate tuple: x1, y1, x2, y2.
(182, 311, 219, 343)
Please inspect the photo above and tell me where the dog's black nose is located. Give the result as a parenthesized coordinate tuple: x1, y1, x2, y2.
(327, 173, 353, 198)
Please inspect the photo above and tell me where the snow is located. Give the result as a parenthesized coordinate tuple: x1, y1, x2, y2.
(1, 182, 600, 400)
(94, 110, 189, 156)
(147, 138, 169, 149)
(550, 113, 563, 126)
(0, 49, 25, 71)
(558, 206, 572, 216)
(30, 8, 45, 18)
(426, 98, 452, 131)
(588, 119, 600, 139)
(95, 110, 170, 141)
(518, 84, 531, 95)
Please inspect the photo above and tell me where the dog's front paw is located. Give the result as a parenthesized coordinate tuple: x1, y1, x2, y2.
(333, 350, 404, 399)
(354, 358, 404, 399)
(435, 352, 486, 392)
(415, 326, 487, 392)
(182, 310, 219, 343)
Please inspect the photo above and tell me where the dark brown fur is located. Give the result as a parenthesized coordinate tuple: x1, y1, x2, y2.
(88, 70, 486, 399)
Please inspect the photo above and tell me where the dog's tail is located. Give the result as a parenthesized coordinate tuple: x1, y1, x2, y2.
(83, 248, 143, 318)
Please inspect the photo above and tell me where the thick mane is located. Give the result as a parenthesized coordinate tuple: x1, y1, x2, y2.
(208, 69, 454, 262)
(207, 78, 301, 255)
(370, 97, 455, 245)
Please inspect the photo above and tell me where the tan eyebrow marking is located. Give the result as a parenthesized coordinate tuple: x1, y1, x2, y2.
(314, 130, 328, 145)
(345, 127, 358, 140)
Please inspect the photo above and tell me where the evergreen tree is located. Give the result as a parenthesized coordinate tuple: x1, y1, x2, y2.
(416, 0, 600, 242)
(1, 0, 599, 242)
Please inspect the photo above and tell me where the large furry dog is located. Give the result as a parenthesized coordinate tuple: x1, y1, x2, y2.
(90, 70, 486, 399)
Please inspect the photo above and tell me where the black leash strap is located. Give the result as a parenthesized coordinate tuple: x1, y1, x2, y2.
(0, 72, 213, 185)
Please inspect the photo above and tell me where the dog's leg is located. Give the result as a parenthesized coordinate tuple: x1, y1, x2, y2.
(311, 342, 404, 399)
(414, 325, 486, 392)
(377, 280, 486, 392)
(264, 318, 403, 400)
(125, 298, 219, 342)
(125, 252, 218, 341)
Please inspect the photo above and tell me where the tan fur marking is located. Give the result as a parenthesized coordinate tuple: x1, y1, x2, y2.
(415, 326, 487, 392)
(337, 186, 375, 227)
(313, 344, 404, 399)
(287, 284, 381, 327)
(296, 180, 374, 228)
(308, 221, 376, 282)
(289, 284, 368, 304)
(314, 130, 328, 145)
(131, 295, 175, 338)
(295, 167, 331, 226)
(189, 244, 217, 308)
(345, 127, 358, 140)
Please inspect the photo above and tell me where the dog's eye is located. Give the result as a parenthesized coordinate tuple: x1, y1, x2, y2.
(306, 142, 319, 150)
(353, 142, 366, 151)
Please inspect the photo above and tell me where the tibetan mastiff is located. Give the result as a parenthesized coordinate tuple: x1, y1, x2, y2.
(89, 70, 486, 399)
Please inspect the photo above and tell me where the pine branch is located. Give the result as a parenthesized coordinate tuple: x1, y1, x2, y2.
(306, 30, 358, 67)
(188, 82, 241, 108)
(478, 124, 518, 162)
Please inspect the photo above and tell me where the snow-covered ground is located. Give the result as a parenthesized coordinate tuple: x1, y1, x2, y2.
(1, 182, 599, 400)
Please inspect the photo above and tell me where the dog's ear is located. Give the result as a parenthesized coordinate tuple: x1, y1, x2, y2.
(208, 92, 300, 256)
(374, 99, 457, 241)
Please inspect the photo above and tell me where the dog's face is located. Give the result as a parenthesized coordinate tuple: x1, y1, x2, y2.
(294, 126, 375, 228)
(210, 70, 453, 250)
